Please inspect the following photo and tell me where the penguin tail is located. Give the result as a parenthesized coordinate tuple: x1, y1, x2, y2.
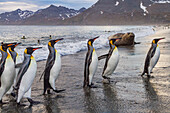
(39, 70, 45, 81)
(43, 88, 47, 95)
(53, 89, 65, 93)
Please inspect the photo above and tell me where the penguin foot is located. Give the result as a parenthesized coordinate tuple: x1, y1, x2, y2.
(140, 73, 145, 77)
(91, 82, 94, 86)
(47, 89, 51, 94)
(103, 76, 110, 80)
(17, 102, 20, 106)
(53, 89, 66, 93)
(147, 75, 151, 78)
(0, 100, 3, 105)
(11, 92, 16, 97)
(89, 85, 98, 88)
(27, 98, 40, 106)
(17, 102, 27, 107)
(0, 100, 8, 105)
(149, 76, 154, 78)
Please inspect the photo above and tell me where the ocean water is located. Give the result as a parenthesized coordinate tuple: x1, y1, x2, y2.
(0, 25, 154, 61)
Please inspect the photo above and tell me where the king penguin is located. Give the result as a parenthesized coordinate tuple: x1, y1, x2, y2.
(40, 39, 65, 95)
(141, 38, 165, 78)
(98, 38, 120, 84)
(84, 36, 99, 88)
(7, 42, 22, 95)
(14, 47, 42, 105)
(0, 43, 15, 104)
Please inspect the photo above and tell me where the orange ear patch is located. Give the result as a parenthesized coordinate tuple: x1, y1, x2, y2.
(24, 49, 27, 54)
(48, 42, 52, 47)
(110, 40, 113, 45)
(88, 41, 92, 46)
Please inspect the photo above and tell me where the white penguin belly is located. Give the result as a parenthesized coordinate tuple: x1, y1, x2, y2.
(49, 52, 61, 89)
(1, 57, 15, 91)
(19, 59, 37, 93)
(150, 46, 160, 72)
(89, 50, 98, 85)
(103, 48, 119, 77)
(7, 56, 22, 94)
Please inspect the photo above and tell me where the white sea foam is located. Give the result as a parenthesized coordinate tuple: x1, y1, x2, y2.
(0, 26, 155, 61)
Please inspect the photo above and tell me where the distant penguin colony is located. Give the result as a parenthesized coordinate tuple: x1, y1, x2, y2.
(0, 34, 165, 106)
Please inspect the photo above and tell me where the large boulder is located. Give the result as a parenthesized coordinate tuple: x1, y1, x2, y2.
(108, 32, 135, 46)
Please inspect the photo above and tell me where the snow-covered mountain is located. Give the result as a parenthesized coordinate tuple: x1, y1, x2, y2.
(0, 1, 169, 25)
(0, 9, 34, 24)
(61, 0, 170, 25)
(22, 5, 86, 25)
(0, 5, 86, 25)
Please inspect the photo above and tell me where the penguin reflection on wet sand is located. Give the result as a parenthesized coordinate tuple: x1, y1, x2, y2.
(40, 39, 65, 95)
(98, 38, 120, 84)
(0, 43, 15, 104)
(7, 42, 22, 95)
(14, 47, 42, 105)
(84, 36, 99, 88)
(141, 38, 165, 78)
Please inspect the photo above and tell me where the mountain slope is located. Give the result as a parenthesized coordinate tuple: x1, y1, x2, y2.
(22, 5, 86, 25)
(0, 9, 34, 24)
(62, 0, 170, 25)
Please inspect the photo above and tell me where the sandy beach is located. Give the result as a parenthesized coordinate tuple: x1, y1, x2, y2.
(0, 27, 170, 113)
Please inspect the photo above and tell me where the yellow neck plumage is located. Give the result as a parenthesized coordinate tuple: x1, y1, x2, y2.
(0, 46, 6, 52)
(8, 47, 14, 52)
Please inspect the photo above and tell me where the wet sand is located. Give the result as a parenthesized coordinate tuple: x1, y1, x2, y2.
(1, 27, 170, 113)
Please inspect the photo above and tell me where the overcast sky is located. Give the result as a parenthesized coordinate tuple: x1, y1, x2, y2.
(0, 0, 98, 13)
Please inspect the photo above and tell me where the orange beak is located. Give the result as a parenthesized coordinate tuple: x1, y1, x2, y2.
(116, 38, 121, 41)
(33, 47, 42, 51)
(15, 42, 21, 47)
(93, 36, 99, 41)
(158, 37, 165, 41)
(55, 38, 64, 43)
(7, 44, 13, 47)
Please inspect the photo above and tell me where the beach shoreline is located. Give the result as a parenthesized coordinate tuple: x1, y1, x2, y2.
(1, 26, 170, 113)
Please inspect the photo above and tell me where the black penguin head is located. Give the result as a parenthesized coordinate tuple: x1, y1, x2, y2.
(109, 38, 121, 45)
(48, 38, 64, 47)
(87, 36, 99, 46)
(24, 47, 42, 55)
(0, 43, 13, 52)
(8, 42, 21, 52)
(152, 37, 165, 44)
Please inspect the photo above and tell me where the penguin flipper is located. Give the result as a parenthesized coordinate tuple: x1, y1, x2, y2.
(15, 63, 22, 68)
(98, 54, 108, 60)
(39, 60, 54, 81)
(40, 55, 55, 81)
(151, 47, 156, 58)
(15, 59, 31, 90)
(39, 70, 45, 81)
(0, 60, 6, 87)
(84, 51, 92, 87)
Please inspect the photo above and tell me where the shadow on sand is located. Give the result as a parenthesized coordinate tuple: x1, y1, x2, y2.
(142, 77, 161, 113)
